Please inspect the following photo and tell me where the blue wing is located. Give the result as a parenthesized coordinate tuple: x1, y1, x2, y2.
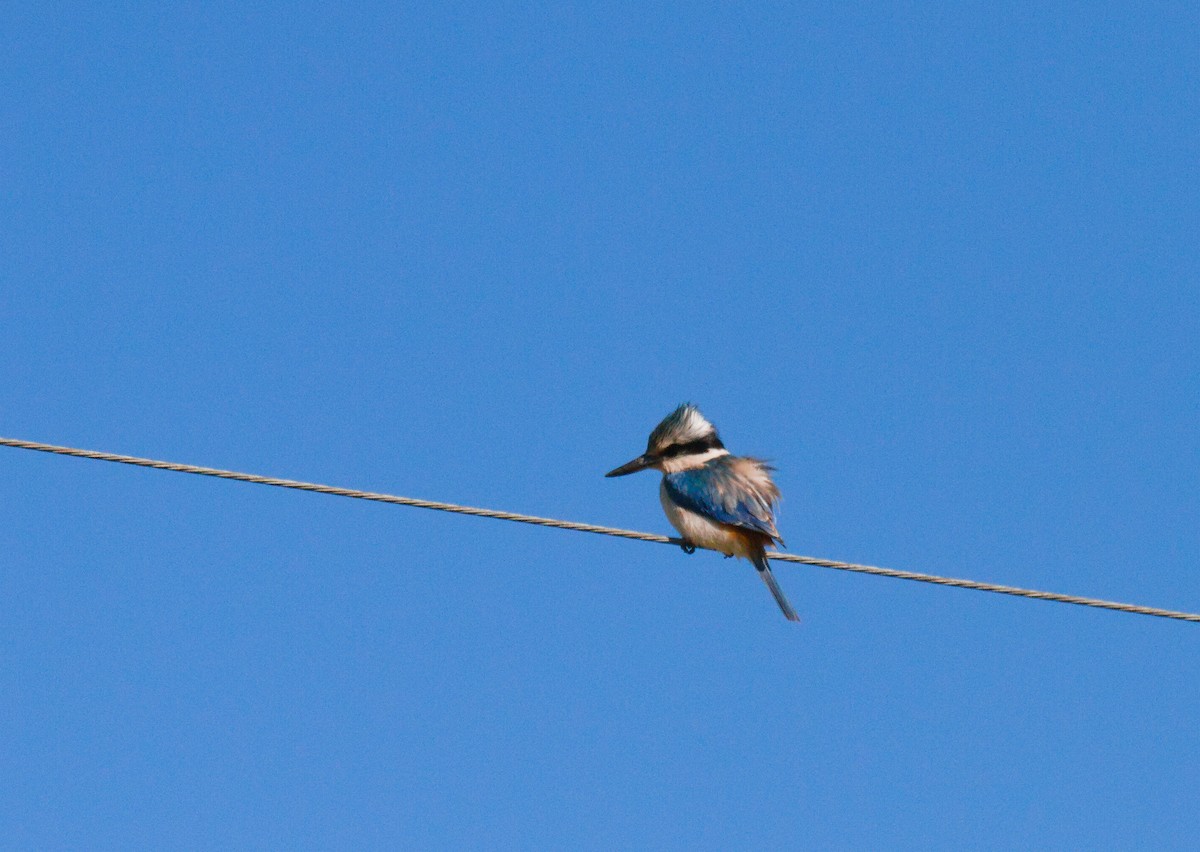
(663, 460, 781, 543)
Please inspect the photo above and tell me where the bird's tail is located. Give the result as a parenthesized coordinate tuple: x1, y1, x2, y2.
(751, 550, 800, 622)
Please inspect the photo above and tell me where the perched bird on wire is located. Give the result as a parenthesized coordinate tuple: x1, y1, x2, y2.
(605, 403, 799, 622)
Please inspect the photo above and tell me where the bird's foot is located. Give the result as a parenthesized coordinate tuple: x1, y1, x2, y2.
(679, 540, 696, 555)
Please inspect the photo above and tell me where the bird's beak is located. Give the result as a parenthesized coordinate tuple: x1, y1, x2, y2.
(605, 453, 657, 477)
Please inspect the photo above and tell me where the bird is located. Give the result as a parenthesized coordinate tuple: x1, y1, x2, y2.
(605, 403, 799, 622)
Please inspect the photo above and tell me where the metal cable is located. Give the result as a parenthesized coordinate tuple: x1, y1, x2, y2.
(2, 435, 1197, 624)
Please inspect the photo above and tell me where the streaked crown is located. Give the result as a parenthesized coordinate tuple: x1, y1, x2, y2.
(646, 403, 724, 457)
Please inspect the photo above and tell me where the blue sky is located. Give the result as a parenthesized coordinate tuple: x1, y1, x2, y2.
(2, 2, 1198, 848)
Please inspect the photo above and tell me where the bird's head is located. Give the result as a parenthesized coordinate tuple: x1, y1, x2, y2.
(605, 403, 728, 477)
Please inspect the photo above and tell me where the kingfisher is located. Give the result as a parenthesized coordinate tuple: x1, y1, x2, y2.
(605, 403, 799, 621)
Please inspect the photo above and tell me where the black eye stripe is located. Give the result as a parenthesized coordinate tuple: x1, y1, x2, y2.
(657, 436, 724, 458)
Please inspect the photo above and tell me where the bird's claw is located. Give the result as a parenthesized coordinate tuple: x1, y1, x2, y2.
(680, 541, 696, 554)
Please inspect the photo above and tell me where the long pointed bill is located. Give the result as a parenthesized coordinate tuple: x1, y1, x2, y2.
(605, 453, 656, 477)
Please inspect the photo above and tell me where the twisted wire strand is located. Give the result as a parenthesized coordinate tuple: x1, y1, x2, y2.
(2, 435, 1196, 624)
